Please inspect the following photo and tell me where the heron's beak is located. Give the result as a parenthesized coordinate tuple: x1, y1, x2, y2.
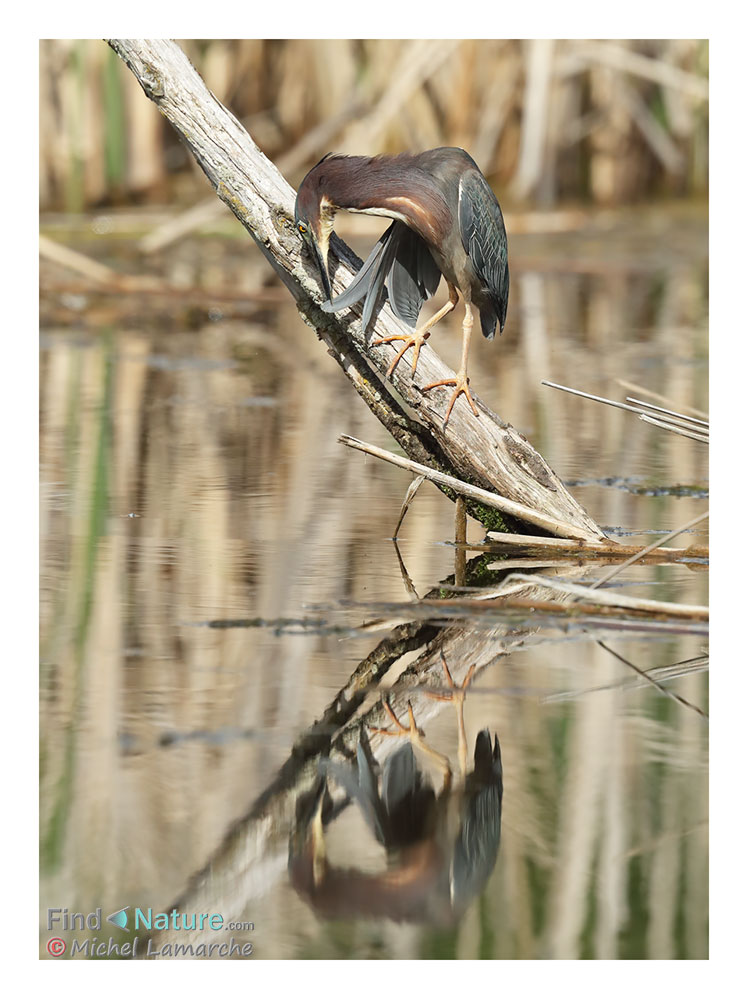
(309, 230, 332, 303)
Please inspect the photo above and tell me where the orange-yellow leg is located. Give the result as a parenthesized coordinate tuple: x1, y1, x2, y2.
(424, 652, 476, 778)
(423, 302, 479, 425)
(309, 784, 328, 887)
(371, 699, 452, 791)
(373, 284, 459, 378)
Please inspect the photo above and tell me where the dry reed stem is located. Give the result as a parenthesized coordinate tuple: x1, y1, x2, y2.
(617, 77, 684, 173)
(40, 40, 708, 214)
(542, 653, 709, 703)
(484, 532, 708, 564)
(488, 532, 617, 550)
(454, 496, 467, 588)
(597, 641, 708, 721)
(393, 474, 427, 539)
(339, 434, 592, 541)
(350, 594, 707, 639)
(616, 379, 708, 420)
(588, 511, 709, 590)
(494, 572, 708, 620)
(512, 40, 555, 201)
(392, 539, 420, 601)
(625, 397, 709, 428)
(639, 414, 709, 442)
(542, 379, 709, 442)
(485, 556, 701, 572)
(40, 234, 132, 286)
(635, 411, 709, 435)
(570, 41, 709, 100)
(341, 40, 458, 153)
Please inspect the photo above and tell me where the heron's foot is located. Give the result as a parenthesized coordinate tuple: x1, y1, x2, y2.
(370, 699, 425, 742)
(425, 653, 477, 708)
(371, 330, 431, 378)
(422, 370, 479, 425)
(370, 699, 452, 787)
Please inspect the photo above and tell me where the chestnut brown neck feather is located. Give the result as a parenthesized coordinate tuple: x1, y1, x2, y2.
(317, 156, 450, 245)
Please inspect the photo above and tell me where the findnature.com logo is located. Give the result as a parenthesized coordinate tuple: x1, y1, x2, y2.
(45, 906, 255, 958)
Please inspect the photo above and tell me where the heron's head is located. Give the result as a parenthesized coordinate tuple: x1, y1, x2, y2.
(294, 154, 338, 302)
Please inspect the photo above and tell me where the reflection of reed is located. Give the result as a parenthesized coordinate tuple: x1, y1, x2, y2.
(39, 39, 708, 213)
(39, 231, 707, 957)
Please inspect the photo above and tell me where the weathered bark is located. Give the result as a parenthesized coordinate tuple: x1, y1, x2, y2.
(108, 38, 605, 543)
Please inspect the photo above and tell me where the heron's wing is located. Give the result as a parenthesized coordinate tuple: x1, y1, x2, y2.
(320, 222, 397, 315)
(318, 758, 362, 801)
(451, 730, 504, 911)
(319, 745, 388, 844)
(385, 227, 442, 328)
(321, 221, 401, 331)
(458, 171, 510, 336)
(361, 222, 403, 331)
(381, 744, 436, 847)
(381, 743, 422, 812)
(322, 222, 441, 331)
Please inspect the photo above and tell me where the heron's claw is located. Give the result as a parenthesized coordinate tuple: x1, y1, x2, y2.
(372, 330, 431, 378)
(370, 699, 425, 741)
(422, 370, 479, 425)
(424, 653, 477, 705)
(370, 698, 452, 788)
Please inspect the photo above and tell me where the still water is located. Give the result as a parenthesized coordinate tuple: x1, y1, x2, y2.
(40, 207, 708, 959)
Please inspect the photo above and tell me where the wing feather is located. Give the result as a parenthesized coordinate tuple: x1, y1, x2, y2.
(385, 226, 441, 328)
(458, 171, 510, 337)
(320, 223, 396, 314)
(322, 221, 441, 331)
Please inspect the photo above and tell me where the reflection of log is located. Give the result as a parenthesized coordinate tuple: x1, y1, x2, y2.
(137, 544, 706, 954)
(139, 630, 501, 953)
(108, 39, 604, 542)
(136, 567, 599, 954)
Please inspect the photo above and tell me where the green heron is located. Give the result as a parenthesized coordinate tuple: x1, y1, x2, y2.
(294, 147, 510, 424)
(288, 657, 503, 924)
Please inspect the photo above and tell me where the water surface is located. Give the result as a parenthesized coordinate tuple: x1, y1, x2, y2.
(40, 207, 708, 959)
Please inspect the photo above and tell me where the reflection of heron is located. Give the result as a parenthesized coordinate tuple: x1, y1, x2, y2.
(294, 148, 510, 424)
(288, 657, 503, 925)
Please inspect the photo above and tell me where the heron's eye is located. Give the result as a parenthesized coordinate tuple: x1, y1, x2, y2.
(298, 223, 307, 235)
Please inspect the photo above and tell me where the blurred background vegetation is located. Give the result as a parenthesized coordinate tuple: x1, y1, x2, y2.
(39, 38, 708, 213)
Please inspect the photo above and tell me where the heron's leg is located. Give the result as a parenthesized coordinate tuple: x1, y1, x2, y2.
(424, 653, 476, 779)
(371, 699, 453, 792)
(310, 787, 327, 887)
(422, 303, 479, 425)
(290, 780, 328, 889)
(373, 284, 459, 378)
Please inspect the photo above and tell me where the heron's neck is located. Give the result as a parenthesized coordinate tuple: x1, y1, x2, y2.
(323, 158, 448, 245)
